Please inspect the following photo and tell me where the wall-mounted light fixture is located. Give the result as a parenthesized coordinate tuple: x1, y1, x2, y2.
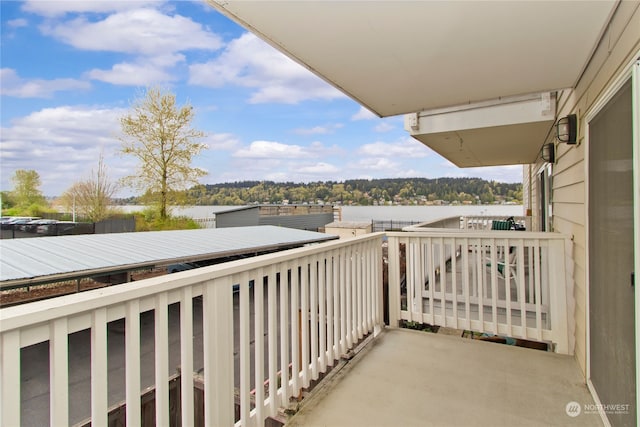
(541, 143, 555, 163)
(556, 114, 577, 144)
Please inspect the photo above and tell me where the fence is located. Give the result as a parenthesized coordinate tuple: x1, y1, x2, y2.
(1, 217, 135, 239)
(371, 219, 421, 232)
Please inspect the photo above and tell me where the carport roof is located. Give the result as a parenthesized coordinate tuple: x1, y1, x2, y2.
(0, 226, 336, 288)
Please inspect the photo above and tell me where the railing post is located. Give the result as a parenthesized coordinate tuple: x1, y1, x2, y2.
(387, 235, 401, 327)
(203, 277, 234, 426)
(548, 238, 571, 354)
(91, 308, 108, 427)
(1, 330, 21, 426)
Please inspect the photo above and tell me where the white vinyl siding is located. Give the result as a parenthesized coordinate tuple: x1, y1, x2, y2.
(534, 2, 640, 376)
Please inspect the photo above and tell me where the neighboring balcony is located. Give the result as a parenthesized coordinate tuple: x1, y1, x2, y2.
(0, 218, 599, 426)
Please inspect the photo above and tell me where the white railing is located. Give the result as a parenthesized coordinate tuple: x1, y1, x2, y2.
(462, 215, 531, 231)
(403, 215, 532, 232)
(0, 234, 383, 427)
(386, 230, 574, 354)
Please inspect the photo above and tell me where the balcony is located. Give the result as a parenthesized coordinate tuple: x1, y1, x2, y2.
(0, 219, 600, 426)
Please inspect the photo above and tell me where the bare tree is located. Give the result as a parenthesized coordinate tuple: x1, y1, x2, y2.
(60, 153, 118, 222)
(119, 87, 207, 220)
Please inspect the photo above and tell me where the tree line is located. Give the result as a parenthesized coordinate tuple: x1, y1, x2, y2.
(172, 177, 523, 206)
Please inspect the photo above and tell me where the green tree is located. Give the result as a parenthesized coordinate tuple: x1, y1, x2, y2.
(10, 169, 47, 210)
(119, 87, 207, 220)
(60, 154, 119, 222)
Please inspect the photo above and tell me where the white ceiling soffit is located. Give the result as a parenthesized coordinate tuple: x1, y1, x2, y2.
(209, 1, 617, 117)
(405, 93, 556, 167)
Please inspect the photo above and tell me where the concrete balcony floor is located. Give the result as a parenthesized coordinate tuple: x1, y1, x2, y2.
(286, 328, 602, 427)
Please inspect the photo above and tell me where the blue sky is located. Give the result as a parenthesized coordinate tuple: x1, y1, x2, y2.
(1, 1, 522, 197)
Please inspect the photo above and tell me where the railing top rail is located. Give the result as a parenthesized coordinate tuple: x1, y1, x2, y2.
(0, 232, 385, 333)
(386, 230, 569, 241)
(404, 215, 530, 232)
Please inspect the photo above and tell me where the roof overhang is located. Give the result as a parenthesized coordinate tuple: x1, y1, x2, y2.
(208, 0, 617, 167)
(405, 93, 556, 167)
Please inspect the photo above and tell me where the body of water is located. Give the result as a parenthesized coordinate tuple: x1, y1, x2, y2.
(118, 204, 524, 223)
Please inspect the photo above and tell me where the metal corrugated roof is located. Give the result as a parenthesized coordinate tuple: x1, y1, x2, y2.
(0, 226, 336, 287)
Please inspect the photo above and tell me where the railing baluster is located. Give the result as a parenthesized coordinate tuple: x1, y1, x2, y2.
(462, 238, 471, 329)
(268, 265, 278, 415)
(301, 259, 310, 388)
(424, 238, 432, 323)
(439, 237, 446, 327)
(351, 244, 358, 344)
(326, 251, 335, 363)
(255, 268, 265, 422)
(318, 256, 327, 373)
(310, 256, 319, 381)
(289, 265, 299, 396)
(155, 292, 169, 427)
(450, 237, 458, 330)
(516, 240, 527, 338)
(239, 272, 251, 425)
(504, 238, 513, 339)
(125, 300, 141, 427)
(179, 286, 194, 427)
(489, 239, 498, 334)
(534, 241, 543, 341)
(345, 246, 353, 349)
(340, 246, 348, 353)
(476, 239, 485, 330)
(280, 264, 290, 405)
(356, 243, 363, 340)
(91, 308, 108, 427)
(387, 236, 401, 327)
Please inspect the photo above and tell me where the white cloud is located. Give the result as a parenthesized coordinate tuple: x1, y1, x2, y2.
(1, 68, 91, 98)
(0, 106, 130, 195)
(22, 1, 168, 18)
(35, 7, 222, 87)
(189, 33, 344, 104)
(351, 106, 377, 121)
(233, 140, 310, 159)
(85, 61, 176, 86)
(40, 8, 222, 55)
(358, 138, 429, 158)
(292, 123, 343, 135)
